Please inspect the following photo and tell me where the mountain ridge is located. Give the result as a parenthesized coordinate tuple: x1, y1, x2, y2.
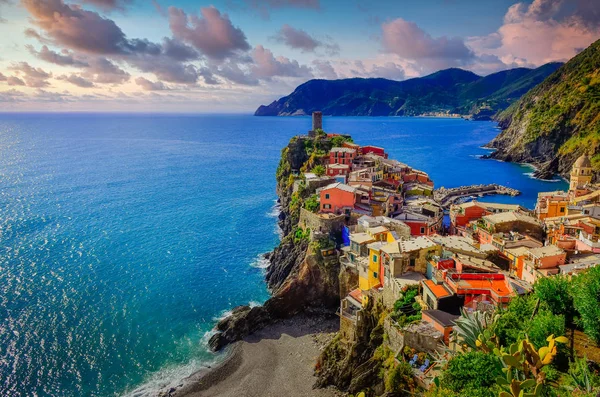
(254, 63, 563, 119)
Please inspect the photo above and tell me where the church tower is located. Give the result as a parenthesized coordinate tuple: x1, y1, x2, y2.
(569, 154, 593, 194)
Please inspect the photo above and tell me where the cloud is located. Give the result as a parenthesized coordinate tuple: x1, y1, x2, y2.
(250, 45, 313, 79)
(162, 37, 200, 62)
(0, 72, 6, 81)
(468, 0, 600, 67)
(381, 18, 474, 70)
(27, 45, 89, 66)
(57, 74, 96, 88)
(8, 61, 52, 87)
(84, 57, 130, 84)
(312, 60, 337, 79)
(21, 0, 140, 54)
(7, 76, 25, 86)
(272, 24, 339, 55)
(216, 60, 259, 85)
(168, 6, 250, 60)
(135, 76, 169, 91)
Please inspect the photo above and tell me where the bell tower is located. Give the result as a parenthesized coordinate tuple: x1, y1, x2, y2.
(569, 154, 593, 193)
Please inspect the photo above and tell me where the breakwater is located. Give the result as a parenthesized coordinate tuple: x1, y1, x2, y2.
(434, 184, 521, 208)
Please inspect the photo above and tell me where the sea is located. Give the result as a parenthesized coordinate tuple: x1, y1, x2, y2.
(0, 114, 568, 397)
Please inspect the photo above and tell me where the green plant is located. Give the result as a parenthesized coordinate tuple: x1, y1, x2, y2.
(441, 351, 501, 394)
(572, 266, 600, 344)
(304, 194, 319, 213)
(493, 335, 568, 397)
(568, 357, 593, 393)
(312, 164, 326, 177)
(453, 308, 496, 351)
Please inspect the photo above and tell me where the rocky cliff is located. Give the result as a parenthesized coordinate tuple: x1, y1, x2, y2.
(208, 134, 340, 351)
(487, 38, 600, 179)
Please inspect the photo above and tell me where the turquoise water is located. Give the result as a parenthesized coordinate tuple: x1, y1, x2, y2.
(0, 114, 567, 396)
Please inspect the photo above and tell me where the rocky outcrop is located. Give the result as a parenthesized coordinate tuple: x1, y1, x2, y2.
(315, 296, 387, 394)
(208, 135, 341, 352)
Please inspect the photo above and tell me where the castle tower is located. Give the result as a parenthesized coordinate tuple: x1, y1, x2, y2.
(308, 111, 323, 137)
(569, 154, 593, 193)
(312, 111, 322, 131)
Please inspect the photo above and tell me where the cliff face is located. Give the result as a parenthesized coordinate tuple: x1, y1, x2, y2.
(254, 64, 561, 119)
(487, 39, 600, 179)
(208, 134, 340, 351)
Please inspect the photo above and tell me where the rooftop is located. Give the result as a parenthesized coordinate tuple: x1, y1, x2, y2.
(367, 225, 389, 235)
(422, 309, 459, 327)
(528, 245, 565, 258)
(330, 147, 357, 153)
(429, 235, 481, 255)
(399, 236, 438, 252)
(350, 232, 376, 245)
(423, 279, 453, 299)
(322, 182, 357, 193)
(483, 211, 540, 226)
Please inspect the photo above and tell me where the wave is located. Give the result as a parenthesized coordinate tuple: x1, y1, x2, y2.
(123, 331, 221, 397)
(249, 253, 270, 269)
(266, 199, 281, 218)
(523, 172, 562, 182)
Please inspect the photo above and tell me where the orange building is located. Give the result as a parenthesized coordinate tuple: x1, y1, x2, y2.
(534, 191, 569, 220)
(422, 310, 459, 344)
(320, 183, 357, 214)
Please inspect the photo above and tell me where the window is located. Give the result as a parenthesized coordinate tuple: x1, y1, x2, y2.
(323, 204, 331, 209)
(325, 193, 330, 199)
(372, 254, 378, 262)
(560, 207, 565, 213)
(373, 272, 378, 278)
(420, 227, 425, 234)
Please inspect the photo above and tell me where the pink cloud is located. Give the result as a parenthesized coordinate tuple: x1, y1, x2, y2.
(168, 6, 250, 60)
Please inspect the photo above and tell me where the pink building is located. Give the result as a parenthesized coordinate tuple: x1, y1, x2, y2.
(329, 147, 357, 166)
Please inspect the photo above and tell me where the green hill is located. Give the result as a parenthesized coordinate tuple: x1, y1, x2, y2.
(255, 64, 562, 119)
(487, 39, 600, 178)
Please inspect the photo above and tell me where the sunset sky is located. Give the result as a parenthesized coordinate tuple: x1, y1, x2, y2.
(0, 0, 598, 112)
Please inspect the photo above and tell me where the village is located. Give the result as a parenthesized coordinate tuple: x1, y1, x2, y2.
(292, 112, 600, 389)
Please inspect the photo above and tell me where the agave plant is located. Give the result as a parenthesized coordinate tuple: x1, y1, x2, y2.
(569, 356, 592, 393)
(452, 308, 496, 351)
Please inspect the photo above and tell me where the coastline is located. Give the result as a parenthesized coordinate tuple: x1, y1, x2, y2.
(171, 315, 342, 397)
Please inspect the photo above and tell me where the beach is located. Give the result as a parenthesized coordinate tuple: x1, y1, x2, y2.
(172, 315, 343, 397)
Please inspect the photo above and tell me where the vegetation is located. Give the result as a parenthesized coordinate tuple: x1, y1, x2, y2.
(493, 38, 600, 172)
(312, 164, 326, 177)
(439, 351, 501, 396)
(571, 266, 600, 344)
(303, 194, 319, 213)
(390, 285, 422, 326)
(331, 135, 354, 147)
(255, 64, 561, 118)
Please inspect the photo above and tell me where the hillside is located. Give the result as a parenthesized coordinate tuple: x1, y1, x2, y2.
(254, 64, 562, 119)
(487, 39, 600, 179)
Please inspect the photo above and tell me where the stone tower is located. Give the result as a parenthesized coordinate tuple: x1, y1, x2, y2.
(308, 111, 323, 138)
(569, 153, 593, 193)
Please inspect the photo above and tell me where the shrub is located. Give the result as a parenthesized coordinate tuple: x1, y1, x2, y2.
(440, 351, 501, 394)
(312, 164, 326, 177)
(572, 266, 600, 344)
(304, 194, 319, 213)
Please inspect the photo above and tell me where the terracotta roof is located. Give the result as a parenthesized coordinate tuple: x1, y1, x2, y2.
(422, 310, 459, 327)
(423, 280, 453, 299)
(322, 182, 357, 193)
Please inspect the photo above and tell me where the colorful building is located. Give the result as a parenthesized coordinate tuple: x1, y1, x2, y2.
(329, 147, 357, 166)
(535, 191, 569, 220)
(320, 183, 357, 214)
(569, 154, 593, 197)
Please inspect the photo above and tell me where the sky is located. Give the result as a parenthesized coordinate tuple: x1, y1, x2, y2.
(0, 0, 598, 112)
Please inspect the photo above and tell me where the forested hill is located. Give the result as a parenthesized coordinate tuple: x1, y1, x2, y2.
(487, 38, 600, 179)
(254, 63, 562, 119)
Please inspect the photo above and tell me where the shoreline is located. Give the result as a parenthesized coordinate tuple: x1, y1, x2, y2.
(170, 314, 342, 397)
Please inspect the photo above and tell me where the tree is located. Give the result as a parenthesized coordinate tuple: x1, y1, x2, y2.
(312, 165, 326, 177)
(534, 276, 575, 324)
(304, 194, 319, 213)
(572, 266, 600, 344)
(331, 135, 353, 147)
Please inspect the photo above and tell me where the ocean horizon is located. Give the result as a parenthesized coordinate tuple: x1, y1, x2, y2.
(0, 114, 568, 396)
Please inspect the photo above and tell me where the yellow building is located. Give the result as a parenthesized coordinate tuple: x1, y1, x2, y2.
(569, 154, 593, 196)
(535, 191, 569, 220)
